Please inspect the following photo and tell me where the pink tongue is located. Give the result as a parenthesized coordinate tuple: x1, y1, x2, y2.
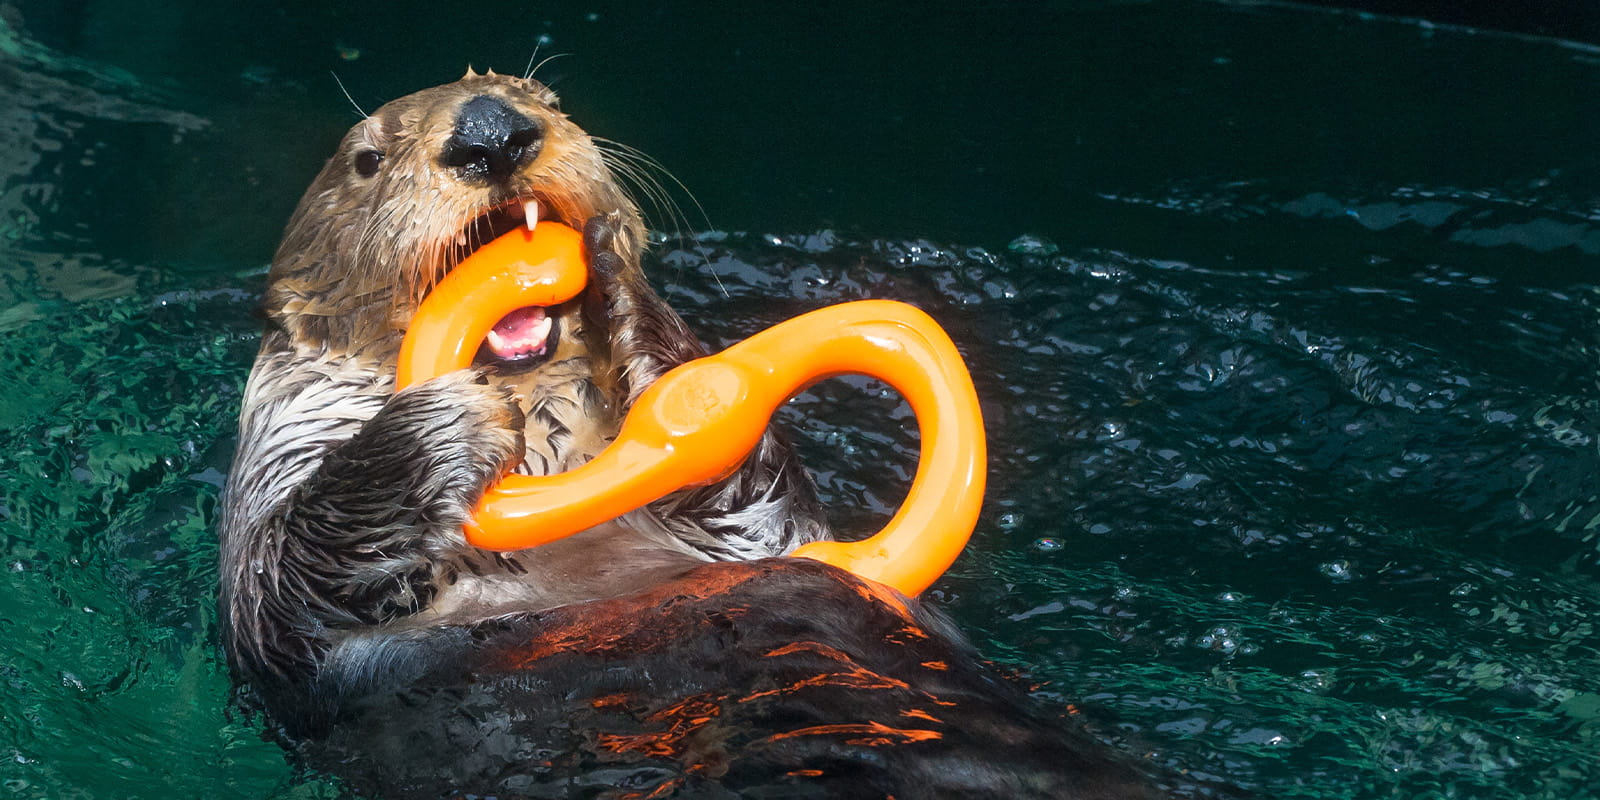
(485, 306, 552, 359)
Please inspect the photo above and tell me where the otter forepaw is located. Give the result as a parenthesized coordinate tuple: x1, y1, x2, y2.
(390, 369, 525, 503)
(583, 212, 629, 281)
(580, 213, 639, 346)
(263, 369, 524, 625)
(330, 369, 526, 534)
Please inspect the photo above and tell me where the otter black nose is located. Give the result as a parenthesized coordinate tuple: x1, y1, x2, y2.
(441, 95, 544, 181)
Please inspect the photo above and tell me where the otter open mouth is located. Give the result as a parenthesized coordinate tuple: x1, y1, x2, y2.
(484, 305, 555, 362)
(449, 197, 565, 367)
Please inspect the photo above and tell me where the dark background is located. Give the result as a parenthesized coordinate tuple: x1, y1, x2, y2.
(1298, 0, 1600, 42)
(7, 0, 1599, 275)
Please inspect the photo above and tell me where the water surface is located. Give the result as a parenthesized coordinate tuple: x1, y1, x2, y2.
(1, 2, 1597, 797)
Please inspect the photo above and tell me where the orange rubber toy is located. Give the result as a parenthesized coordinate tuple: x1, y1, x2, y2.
(397, 222, 986, 597)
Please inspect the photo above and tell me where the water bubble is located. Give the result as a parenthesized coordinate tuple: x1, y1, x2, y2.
(1007, 234, 1060, 256)
(1196, 625, 1234, 652)
(984, 280, 1020, 300)
(1237, 528, 1267, 545)
(1033, 537, 1064, 552)
(1299, 669, 1331, 691)
(1450, 582, 1477, 596)
(1218, 591, 1244, 603)
(1319, 560, 1355, 582)
(997, 512, 1021, 530)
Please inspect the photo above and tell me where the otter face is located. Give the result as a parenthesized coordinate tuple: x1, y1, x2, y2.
(267, 70, 646, 378)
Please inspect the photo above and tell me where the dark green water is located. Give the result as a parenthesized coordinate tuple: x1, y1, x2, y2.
(2, 1, 1597, 797)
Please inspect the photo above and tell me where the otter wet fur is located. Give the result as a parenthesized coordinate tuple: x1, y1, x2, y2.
(219, 72, 1169, 799)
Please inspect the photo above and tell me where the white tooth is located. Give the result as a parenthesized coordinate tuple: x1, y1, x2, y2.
(485, 328, 506, 352)
(524, 199, 540, 230)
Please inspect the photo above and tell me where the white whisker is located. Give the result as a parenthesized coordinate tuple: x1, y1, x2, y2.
(528, 52, 571, 79)
(522, 43, 542, 81)
(331, 71, 368, 119)
(594, 138, 726, 297)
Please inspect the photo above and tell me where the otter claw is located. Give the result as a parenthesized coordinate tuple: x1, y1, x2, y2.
(590, 251, 625, 278)
(583, 214, 619, 257)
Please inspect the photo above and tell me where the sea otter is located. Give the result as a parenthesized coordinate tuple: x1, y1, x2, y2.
(219, 71, 1168, 798)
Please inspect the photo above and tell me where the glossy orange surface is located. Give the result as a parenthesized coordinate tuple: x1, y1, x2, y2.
(395, 221, 588, 390)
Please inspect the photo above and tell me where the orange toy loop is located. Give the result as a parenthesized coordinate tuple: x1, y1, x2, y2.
(399, 225, 986, 598)
(396, 221, 588, 390)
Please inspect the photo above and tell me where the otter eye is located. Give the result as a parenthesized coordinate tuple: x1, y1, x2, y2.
(354, 150, 384, 178)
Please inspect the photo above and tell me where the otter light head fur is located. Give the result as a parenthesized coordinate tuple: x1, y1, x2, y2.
(269, 70, 644, 358)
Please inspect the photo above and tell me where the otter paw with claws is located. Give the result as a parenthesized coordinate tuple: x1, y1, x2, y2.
(350, 369, 526, 521)
(582, 212, 629, 281)
(581, 213, 705, 401)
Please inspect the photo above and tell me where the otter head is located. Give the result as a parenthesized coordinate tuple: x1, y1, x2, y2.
(267, 70, 649, 393)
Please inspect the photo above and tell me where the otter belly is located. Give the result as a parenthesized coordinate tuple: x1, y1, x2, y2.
(303, 559, 1166, 800)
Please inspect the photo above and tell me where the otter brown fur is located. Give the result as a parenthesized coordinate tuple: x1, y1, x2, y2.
(219, 72, 1169, 798)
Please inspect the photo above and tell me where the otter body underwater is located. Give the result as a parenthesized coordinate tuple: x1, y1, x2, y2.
(218, 72, 1167, 798)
